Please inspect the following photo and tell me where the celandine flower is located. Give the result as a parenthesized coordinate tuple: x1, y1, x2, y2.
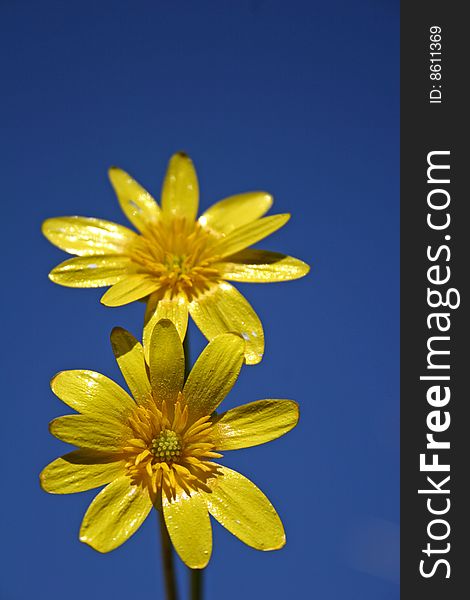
(42, 153, 309, 363)
(40, 320, 299, 567)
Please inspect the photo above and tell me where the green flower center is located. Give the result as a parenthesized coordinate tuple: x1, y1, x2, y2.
(164, 253, 188, 277)
(151, 430, 182, 461)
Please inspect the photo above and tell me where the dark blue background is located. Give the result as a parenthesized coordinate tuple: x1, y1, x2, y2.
(1, 1, 399, 598)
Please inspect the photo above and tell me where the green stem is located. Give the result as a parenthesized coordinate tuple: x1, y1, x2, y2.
(190, 569, 203, 600)
(183, 330, 205, 600)
(159, 510, 179, 600)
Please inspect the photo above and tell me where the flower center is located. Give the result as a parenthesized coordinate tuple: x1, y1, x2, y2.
(167, 254, 185, 270)
(123, 394, 222, 501)
(129, 218, 221, 300)
(151, 430, 182, 461)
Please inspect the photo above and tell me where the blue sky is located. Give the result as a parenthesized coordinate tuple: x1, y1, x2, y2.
(1, 1, 399, 598)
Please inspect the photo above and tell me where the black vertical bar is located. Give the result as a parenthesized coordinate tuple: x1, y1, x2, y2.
(401, 2, 468, 598)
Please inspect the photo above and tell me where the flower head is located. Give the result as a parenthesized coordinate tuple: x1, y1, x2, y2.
(42, 153, 309, 364)
(40, 320, 299, 567)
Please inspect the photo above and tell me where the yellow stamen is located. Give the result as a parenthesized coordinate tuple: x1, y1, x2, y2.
(122, 395, 221, 501)
(128, 218, 222, 300)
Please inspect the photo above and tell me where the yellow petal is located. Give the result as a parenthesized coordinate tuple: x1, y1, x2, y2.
(100, 275, 160, 306)
(108, 167, 160, 233)
(80, 476, 153, 552)
(199, 191, 273, 236)
(183, 333, 244, 421)
(212, 399, 299, 450)
(205, 466, 285, 550)
(189, 282, 264, 365)
(163, 491, 212, 568)
(42, 216, 137, 256)
(161, 152, 199, 222)
(51, 370, 136, 422)
(48, 255, 134, 288)
(216, 249, 310, 283)
(211, 214, 290, 258)
(40, 449, 125, 494)
(50, 415, 130, 452)
(110, 328, 152, 406)
(143, 293, 188, 363)
(148, 320, 185, 405)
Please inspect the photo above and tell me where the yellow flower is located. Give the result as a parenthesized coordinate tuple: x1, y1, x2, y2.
(40, 320, 299, 567)
(42, 153, 309, 364)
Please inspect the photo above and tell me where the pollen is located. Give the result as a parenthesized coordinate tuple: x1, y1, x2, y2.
(123, 393, 222, 502)
(128, 217, 221, 300)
